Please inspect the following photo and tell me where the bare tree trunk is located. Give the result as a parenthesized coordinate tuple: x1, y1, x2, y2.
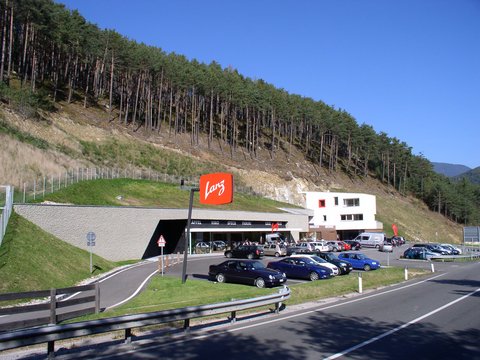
(0, 0, 8, 83)
(109, 51, 114, 112)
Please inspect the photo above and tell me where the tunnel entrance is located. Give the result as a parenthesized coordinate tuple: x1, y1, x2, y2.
(142, 219, 187, 259)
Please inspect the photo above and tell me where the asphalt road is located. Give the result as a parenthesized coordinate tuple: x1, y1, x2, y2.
(13, 255, 478, 360)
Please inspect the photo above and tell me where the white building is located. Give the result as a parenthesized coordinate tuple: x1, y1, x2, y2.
(304, 191, 383, 240)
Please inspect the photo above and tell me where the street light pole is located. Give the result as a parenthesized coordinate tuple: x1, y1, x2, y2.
(182, 187, 199, 284)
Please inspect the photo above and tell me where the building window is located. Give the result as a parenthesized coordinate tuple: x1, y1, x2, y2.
(323, 215, 327, 221)
(341, 214, 363, 221)
(354, 214, 363, 221)
(334, 197, 338, 205)
(319, 199, 326, 208)
(344, 198, 360, 207)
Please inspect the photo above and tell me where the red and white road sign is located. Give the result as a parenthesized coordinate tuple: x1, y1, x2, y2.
(157, 235, 166, 247)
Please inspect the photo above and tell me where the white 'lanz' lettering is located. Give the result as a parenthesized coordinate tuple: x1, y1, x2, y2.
(204, 180, 225, 199)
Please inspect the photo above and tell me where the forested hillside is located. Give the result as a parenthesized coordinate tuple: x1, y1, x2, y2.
(0, 0, 479, 225)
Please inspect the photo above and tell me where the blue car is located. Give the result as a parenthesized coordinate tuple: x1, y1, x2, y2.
(338, 252, 380, 271)
(267, 257, 333, 281)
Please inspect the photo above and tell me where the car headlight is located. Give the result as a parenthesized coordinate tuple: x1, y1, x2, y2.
(269, 275, 274, 280)
(340, 262, 347, 267)
(283, 273, 287, 277)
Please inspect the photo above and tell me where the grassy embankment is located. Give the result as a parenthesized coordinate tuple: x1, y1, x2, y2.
(0, 213, 117, 294)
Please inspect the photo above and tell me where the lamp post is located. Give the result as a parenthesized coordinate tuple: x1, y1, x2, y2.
(182, 187, 199, 284)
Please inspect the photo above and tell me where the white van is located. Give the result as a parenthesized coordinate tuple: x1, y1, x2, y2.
(353, 232, 385, 248)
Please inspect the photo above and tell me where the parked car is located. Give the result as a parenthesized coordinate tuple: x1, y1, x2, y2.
(212, 241, 227, 251)
(291, 254, 339, 275)
(403, 247, 437, 260)
(412, 243, 449, 255)
(267, 257, 333, 281)
(208, 260, 286, 288)
(316, 252, 353, 275)
(286, 242, 315, 255)
(391, 236, 406, 246)
(310, 240, 331, 252)
(379, 241, 393, 252)
(343, 240, 361, 251)
(224, 245, 264, 259)
(440, 243, 461, 255)
(263, 243, 288, 257)
(195, 242, 210, 252)
(326, 241, 345, 252)
(338, 252, 380, 271)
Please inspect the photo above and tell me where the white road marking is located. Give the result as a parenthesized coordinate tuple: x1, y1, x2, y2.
(104, 269, 159, 310)
(323, 286, 480, 360)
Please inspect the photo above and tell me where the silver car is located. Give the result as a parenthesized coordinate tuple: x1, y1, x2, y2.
(263, 243, 287, 257)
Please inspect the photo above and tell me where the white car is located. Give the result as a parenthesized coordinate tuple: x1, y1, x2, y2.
(310, 241, 331, 252)
(291, 254, 339, 275)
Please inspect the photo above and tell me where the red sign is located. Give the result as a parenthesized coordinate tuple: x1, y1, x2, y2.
(199, 172, 233, 205)
(271, 222, 279, 233)
(157, 235, 166, 247)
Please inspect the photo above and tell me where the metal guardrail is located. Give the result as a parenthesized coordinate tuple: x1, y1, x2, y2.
(0, 284, 100, 332)
(0, 286, 290, 358)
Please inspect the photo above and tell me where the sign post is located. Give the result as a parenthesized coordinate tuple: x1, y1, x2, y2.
(86, 231, 96, 273)
(157, 235, 166, 276)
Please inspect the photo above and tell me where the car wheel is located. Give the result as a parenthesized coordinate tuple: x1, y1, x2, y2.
(255, 277, 266, 288)
(375, 244, 380, 249)
(309, 272, 319, 281)
(274, 252, 280, 257)
(225, 252, 232, 258)
(363, 264, 371, 271)
(216, 273, 226, 283)
(247, 253, 254, 259)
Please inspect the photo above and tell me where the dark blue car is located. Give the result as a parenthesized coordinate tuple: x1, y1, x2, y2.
(267, 257, 333, 281)
(338, 252, 380, 271)
(208, 260, 286, 288)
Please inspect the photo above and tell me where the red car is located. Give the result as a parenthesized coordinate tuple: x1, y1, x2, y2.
(339, 241, 351, 251)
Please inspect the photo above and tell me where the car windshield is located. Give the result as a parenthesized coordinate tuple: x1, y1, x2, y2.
(311, 255, 327, 263)
(323, 253, 338, 260)
(247, 261, 265, 270)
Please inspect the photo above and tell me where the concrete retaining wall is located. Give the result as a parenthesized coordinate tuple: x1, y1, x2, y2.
(14, 205, 310, 261)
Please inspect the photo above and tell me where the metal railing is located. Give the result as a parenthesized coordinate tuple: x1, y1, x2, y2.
(0, 286, 290, 358)
(15, 167, 260, 204)
(0, 284, 100, 332)
(0, 185, 13, 246)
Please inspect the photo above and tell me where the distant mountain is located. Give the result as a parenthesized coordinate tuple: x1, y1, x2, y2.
(432, 162, 471, 177)
(453, 167, 480, 185)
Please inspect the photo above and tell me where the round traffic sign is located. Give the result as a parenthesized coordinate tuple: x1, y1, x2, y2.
(87, 231, 96, 242)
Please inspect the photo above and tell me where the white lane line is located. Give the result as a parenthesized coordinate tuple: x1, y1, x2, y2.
(104, 269, 159, 310)
(323, 286, 480, 360)
(196, 273, 447, 334)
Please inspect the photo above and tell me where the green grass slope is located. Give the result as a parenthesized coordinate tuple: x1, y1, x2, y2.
(0, 212, 116, 293)
(34, 178, 298, 212)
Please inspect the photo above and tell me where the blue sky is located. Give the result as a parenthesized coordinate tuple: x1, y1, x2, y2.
(56, 0, 480, 168)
